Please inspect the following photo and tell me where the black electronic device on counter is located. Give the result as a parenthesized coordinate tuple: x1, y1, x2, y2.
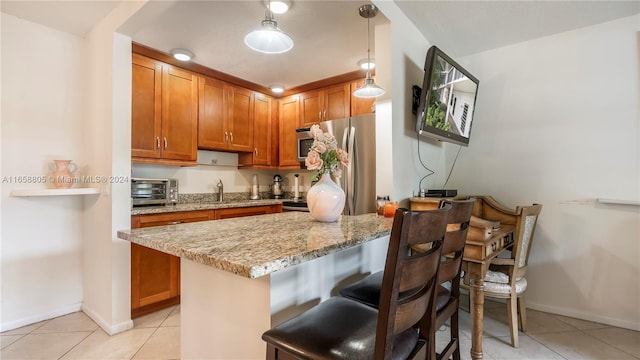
(426, 189, 458, 197)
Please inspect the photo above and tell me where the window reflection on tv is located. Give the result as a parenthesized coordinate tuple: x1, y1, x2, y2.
(416, 46, 479, 147)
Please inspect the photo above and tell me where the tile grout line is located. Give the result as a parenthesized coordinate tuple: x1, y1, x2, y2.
(56, 327, 99, 360)
(130, 305, 177, 359)
(579, 328, 640, 360)
(524, 332, 571, 359)
(129, 326, 161, 360)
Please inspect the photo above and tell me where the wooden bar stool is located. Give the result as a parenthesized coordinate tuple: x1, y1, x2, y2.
(262, 205, 451, 359)
(340, 198, 476, 360)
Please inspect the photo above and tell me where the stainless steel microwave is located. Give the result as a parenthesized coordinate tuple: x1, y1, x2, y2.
(296, 128, 314, 162)
(131, 178, 178, 207)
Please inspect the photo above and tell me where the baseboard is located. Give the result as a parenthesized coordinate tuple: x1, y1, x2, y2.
(81, 304, 133, 335)
(0, 302, 82, 332)
(526, 301, 640, 331)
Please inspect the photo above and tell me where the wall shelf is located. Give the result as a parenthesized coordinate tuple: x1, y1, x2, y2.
(10, 188, 100, 197)
(597, 198, 640, 206)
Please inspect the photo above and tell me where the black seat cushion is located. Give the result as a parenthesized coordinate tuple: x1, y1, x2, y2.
(262, 297, 418, 360)
(339, 271, 384, 308)
(436, 284, 451, 312)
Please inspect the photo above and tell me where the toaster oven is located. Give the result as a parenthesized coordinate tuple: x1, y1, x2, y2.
(131, 178, 179, 207)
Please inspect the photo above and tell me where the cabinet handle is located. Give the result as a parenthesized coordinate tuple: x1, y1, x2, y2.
(323, 110, 327, 120)
(230, 132, 233, 144)
(163, 137, 168, 149)
(156, 137, 160, 149)
(319, 111, 322, 120)
(255, 148, 258, 157)
(225, 131, 228, 144)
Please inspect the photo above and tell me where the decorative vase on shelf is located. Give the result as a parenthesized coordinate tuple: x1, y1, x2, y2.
(306, 173, 346, 222)
(50, 160, 77, 189)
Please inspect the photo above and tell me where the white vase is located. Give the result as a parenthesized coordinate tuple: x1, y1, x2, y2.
(306, 173, 346, 222)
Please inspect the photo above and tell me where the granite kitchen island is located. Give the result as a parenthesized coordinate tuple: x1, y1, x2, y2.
(117, 211, 393, 359)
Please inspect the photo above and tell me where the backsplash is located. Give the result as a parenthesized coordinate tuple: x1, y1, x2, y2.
(178, 191, 306, 204)
(132, 153, 314, 197)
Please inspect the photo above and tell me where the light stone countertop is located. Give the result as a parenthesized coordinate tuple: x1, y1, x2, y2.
(117, 212, 393, 278)
(130, 199, 284, 215)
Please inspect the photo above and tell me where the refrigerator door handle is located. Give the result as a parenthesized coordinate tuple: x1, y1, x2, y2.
(340, 128, 349, 213)
(346, 126, 356, 215)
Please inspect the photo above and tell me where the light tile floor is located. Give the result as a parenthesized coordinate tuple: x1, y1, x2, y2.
(2, 299, 638, 360)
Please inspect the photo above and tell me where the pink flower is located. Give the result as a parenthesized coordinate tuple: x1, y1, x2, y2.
(314, 141, 327, 154)
(324, 134, 337, 150)
(305, 150, 323, 170)
(305, 124, 349, 180)
(310, 124, 324, 142)
(337, 148, 349, 167)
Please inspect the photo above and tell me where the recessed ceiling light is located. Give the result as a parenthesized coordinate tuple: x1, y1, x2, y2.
(270, 85, 285, 94)
(171, 48, 194, 61)
(267, 0, 289, 14)
(358, 58, 375, 70)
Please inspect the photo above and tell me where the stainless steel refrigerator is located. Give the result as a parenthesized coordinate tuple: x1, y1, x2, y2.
(320, 114, 376, 215)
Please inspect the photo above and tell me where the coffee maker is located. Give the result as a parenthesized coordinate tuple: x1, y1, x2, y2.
(271, 174, 284, 199)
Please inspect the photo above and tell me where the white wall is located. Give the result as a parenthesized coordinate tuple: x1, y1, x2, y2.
(81, 1, 147, 335)
(0, 14, 86, 331)
(374, 1, 449, 208)
(450, 15, 640, 330)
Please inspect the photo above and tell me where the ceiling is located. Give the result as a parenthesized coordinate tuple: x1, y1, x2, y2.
(2, 1, 639, 92)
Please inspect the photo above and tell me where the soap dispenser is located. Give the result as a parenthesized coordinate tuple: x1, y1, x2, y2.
(217, 179, 224, 202)
(251, 174, 260, 200)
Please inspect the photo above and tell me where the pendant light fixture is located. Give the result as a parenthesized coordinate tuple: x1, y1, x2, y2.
(244, 0, 294, 54)
(353, 4, 385, 98)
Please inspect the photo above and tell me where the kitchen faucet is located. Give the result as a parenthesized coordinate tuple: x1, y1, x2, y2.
(217, 179, 224, 202)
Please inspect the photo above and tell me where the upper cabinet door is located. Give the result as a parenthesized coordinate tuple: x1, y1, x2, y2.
(299, 83, 351, 127)
(253, 93, 272, 165)
(299, 89, 323, 128)
(279, 95, 301, 168)
(131, 54, 162, 159)
(161, 65, 198, 161)
(198, 76, 228, 150)
(227, 85, 255, 152)
(324, 83, 350, 121)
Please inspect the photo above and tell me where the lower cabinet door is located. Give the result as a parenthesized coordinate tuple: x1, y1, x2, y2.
(131, 243, 180, 318)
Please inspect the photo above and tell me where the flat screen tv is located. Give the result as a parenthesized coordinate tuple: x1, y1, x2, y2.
(415, 46, 479, 146)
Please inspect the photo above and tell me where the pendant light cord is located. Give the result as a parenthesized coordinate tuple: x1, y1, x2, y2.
(366, 16, 372, 78)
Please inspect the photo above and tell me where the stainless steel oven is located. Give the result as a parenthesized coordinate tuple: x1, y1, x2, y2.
(131, 178, 179, 207)
(296, 127, 314, 162)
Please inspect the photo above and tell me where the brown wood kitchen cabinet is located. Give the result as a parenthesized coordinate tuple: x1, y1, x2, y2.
(130, 210, 214, 318)
(278, 95, 302, 169)
(130, 205, 282, 317)
(131, 53, 198, 166)
(238, 92, 274, 168)
(198, 79, 255, 153)
(197, 76, 227, 150)
(299, 83, 350, 127)
(214, 204, 282, 219)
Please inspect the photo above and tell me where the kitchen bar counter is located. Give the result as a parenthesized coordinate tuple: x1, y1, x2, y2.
(117, 212, 392, 359)
(118, 212, 393, 278)
(130, 198, 283, 215)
